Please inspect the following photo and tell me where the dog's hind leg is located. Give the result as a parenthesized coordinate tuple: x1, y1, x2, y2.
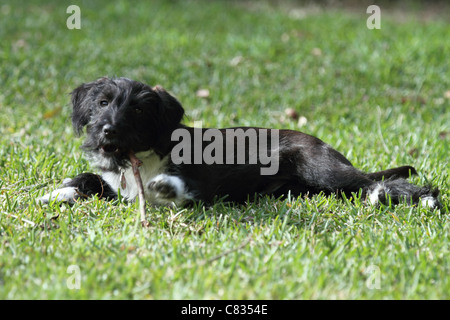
(363, 166, 441, 209)
(297, 161, 440, 209)
(365, 178, 441, 209)
(39, 173, 117, 204)
(329, 169, 441, 209)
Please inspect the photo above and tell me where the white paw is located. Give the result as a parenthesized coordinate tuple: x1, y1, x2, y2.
(39, 187, 78, 204)
(62, 178, 73, 186)
(421, 196, 436, 209)
(147, 174, 184, 199)
(368, 183, 384, 205)
(146, 174, 192, 206)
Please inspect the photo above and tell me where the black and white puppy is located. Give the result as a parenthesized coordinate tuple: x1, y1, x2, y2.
(40, 77, 440, 209)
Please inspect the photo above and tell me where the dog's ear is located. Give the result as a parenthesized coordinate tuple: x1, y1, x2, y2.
(153, 85, 184, 129)
(71, 78, 108, 135)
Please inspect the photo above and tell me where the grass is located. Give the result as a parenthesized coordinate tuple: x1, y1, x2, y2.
(0, 0, 449, 299)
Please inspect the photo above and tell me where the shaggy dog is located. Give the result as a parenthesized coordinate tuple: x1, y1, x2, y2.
(40, 77, 440, 209)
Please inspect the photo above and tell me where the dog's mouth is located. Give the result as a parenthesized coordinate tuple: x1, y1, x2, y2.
(99, 144, 122, 155)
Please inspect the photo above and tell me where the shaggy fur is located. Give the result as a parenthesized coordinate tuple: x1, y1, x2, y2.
(40, 77, 441, 209)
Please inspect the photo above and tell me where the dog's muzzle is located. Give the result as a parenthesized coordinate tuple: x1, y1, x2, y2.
(98, 124, 123, 156)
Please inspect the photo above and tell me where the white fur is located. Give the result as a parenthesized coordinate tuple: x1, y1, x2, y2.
(148, 174, 185, 196)
(101, 151, 192, 206)
(102, 151, 167, 201)
(421, 196, 436, 209)
(62, 178, 73, 185)
(39, 186, 78, 204)
(146, 173, 193, 206)
(368, 183, 383, 205)
(40, 150, 192, 206)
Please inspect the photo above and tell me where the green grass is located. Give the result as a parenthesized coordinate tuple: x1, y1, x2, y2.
(0, 0, 449, 299)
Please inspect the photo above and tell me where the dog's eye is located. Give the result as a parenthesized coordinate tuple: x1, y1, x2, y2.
(134, 107, 143, 114)
(99, 100, 109, 107)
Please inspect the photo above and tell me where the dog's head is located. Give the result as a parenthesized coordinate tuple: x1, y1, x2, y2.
(71, 77, 184, 171)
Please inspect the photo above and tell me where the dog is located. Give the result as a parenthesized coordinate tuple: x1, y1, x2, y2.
(40, 77, 441, 209)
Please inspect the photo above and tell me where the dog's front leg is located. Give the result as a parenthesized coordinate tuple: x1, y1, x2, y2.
(39, 173, 117, 204)
(146, 174, 193, 206)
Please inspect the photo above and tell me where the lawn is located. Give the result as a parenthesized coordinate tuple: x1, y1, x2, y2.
(0, 0, 449, 300)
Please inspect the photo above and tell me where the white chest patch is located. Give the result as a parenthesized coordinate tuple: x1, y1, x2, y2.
(102, 151, 169, 202)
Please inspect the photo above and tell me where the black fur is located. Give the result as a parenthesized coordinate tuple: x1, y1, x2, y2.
(45, 77, 441, 209)
(71, 77, 183, 172)
(66, 173, 117, 200)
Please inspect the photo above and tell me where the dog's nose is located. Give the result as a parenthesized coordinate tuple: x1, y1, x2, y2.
(103, 124, 117, 137)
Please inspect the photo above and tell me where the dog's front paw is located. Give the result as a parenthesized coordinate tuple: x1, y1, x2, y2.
(146, 174, 189, 205)
(39, 187, 79, 204)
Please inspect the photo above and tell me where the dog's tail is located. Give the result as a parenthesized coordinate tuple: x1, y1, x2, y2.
(366, 165, 417, 181)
